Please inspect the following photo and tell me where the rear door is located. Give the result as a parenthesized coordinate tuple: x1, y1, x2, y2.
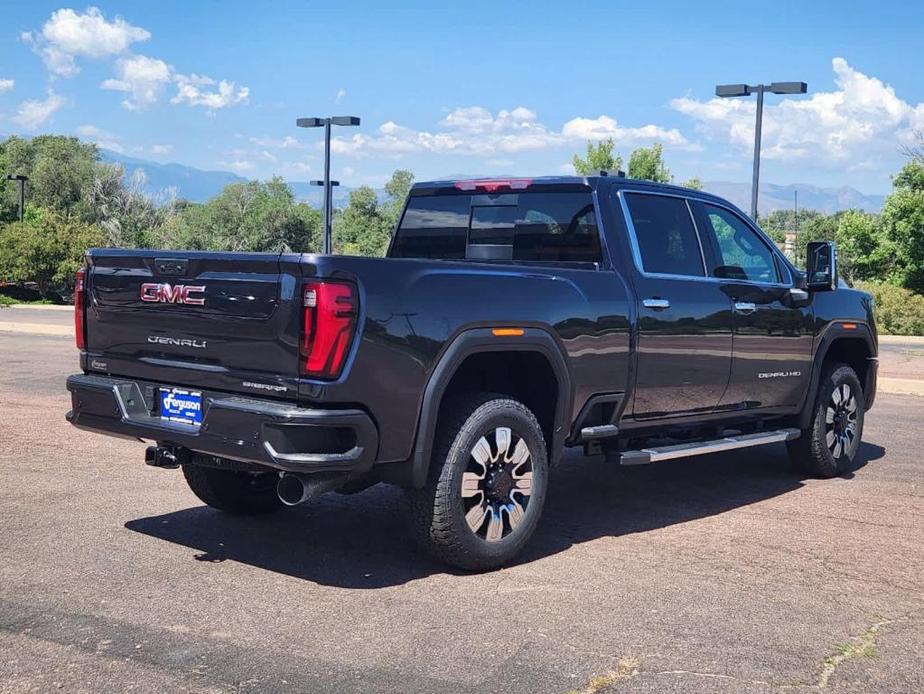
(619, 191, 734, 419)
(85, 250, 304, 400)
(692, 202, 814, 409)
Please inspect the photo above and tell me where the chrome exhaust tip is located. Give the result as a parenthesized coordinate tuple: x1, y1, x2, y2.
(276, 472, 350, 506)
(277, 474, 309, 506)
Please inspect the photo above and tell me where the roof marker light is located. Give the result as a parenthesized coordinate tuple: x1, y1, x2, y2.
(454, 179, 532, 193)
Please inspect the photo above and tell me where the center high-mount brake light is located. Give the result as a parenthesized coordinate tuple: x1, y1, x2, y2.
(454, 179, 532, 193)
(74, 267, 86, 350)
(301, 281, 358, 379)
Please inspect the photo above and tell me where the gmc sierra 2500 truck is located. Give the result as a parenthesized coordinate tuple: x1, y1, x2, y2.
(67, 176, 877, 570)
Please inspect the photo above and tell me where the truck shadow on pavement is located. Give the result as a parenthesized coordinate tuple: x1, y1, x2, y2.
(125, 441, 884, 589)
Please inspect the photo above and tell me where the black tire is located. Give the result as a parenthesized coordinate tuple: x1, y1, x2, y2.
(788, 363, 865, 478)
(182, 463, 283, 515)
(404, 393, 548, 571)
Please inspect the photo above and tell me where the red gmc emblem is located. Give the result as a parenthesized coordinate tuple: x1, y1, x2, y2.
(140, 283, 206, 305)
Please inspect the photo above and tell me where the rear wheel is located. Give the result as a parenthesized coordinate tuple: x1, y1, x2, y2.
(182, 462, 283, 515)
(788, 363, 864, 478)
(404, 394, 548, 571)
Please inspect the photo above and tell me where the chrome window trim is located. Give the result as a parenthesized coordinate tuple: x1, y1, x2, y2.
(617, 189, 707, 279)
(616, 188, 794, 289)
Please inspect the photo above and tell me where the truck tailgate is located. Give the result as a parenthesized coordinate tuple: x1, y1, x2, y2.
(84, 250, 303, 400)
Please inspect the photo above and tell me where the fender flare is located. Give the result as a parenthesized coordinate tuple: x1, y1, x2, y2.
(408, 327, 572, 488)
(798, 321, 877, 429)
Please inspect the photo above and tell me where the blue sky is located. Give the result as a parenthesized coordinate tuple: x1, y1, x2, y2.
(1, 1, 923, 194)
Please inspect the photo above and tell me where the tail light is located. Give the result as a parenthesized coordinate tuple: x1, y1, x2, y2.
(301, 280, 358, 379)
(74, 267, 86, 350)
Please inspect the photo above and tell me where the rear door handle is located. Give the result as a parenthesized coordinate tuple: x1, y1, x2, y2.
(642, 298, 670, 310)
(734, 301, 757, 315)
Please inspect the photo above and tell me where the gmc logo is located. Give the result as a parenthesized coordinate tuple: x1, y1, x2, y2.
(140, 283, 206, 305)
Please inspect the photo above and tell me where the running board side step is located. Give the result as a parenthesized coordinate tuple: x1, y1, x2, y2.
(619, 428, 801, 465)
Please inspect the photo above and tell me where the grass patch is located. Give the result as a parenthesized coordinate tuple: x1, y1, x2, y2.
(568, 658, 639, 694)
(818, 621, 884, 687)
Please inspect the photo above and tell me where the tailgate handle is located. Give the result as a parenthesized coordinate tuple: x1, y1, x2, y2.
(155, 258, 188, 276)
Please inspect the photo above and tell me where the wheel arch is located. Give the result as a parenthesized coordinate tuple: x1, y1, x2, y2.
(799, 322, 876, 429)
(406, 327, 572, 489)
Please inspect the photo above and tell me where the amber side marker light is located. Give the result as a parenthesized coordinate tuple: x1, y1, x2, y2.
(492, 328, 525, 337)
(841, 323, 857, 330)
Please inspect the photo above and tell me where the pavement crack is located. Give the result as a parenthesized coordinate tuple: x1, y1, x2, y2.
(813, 616, 891, 689)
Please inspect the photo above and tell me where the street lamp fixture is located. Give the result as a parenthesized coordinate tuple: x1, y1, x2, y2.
(4, 174, 29, 223)
(296, 115, 360, 254)
(715, 81, 807, 220)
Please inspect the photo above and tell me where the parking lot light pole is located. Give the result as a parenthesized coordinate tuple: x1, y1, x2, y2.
(715, 82, 807, 221)
(296, 116, 360, 254)
(4, 174, 28, 223)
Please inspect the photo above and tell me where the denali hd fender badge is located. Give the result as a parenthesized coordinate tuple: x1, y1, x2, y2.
(140, 283, 206, 305)
(148, 335, 207, 349)
(758, 371, 802, 379)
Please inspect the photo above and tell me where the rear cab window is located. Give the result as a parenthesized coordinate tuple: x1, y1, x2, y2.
(390, 187, 602, 264)
(623, 193, 705, 277)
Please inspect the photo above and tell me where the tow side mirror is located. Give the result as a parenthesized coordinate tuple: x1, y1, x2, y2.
(806, 241, 837, 292)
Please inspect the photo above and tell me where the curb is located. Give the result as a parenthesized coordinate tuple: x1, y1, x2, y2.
(0, 322, 72, 336)
(879, 334, 924, 346)
(878, 377, 924, 397)
(4, 304, 73, 312)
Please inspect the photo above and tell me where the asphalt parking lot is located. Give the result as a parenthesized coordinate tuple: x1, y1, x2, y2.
(1, 314, 923, 693)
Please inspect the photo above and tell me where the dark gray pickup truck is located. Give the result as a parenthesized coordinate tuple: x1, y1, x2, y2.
(67, 176, 877, 569)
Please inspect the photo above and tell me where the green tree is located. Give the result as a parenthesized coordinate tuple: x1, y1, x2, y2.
(681, 176, 702, 191)
(163, 177, 321, 253)
(882, 160, 924, 292)
(332, 170, 415, 257)
(572, 139, 623, 175)
(627, 143, 670, 183)
(0, 210, 105, 295)
(0, 135, 99, 220)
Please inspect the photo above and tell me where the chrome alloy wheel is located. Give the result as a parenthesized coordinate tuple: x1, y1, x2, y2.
(460, 427, 533, 542)
(826, 383, 859, 459)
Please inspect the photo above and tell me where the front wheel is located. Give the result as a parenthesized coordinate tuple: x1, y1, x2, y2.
(404, 394, 548, 571)
(788, 363, 865, 478)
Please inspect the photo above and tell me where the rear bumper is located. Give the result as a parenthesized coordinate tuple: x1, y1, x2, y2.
(66, 373, 378, 474)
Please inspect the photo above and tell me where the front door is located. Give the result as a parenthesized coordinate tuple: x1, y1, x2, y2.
(692, 202, 814, 409)
(622, 192, 734, 419)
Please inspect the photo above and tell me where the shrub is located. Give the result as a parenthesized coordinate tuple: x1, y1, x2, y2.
(856, 281, 924, 336)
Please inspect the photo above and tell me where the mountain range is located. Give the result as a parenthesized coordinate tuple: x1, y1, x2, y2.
(101, 150, 887, 214)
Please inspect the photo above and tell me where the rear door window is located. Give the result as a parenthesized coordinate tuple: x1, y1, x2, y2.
(624, 193, 705, 277)
(391, 191, 601, 263)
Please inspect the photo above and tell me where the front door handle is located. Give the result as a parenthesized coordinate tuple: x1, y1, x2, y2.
(643, 298, 670, 310)
(734, 301, 758, 315)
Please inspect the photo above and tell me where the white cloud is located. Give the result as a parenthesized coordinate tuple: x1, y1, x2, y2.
(561, 115, 690, 147)
(151, 144, 172, 155)
(670, 57, 924, 168)
(24, 7, 150, 77)
(222, 160, 254, 172)
(328, 105, 690, 158)
(249, 135, 307, 149)
(335, 88, 346, 104)
(75, 124, 124, 152)
(101, 55, 172, 110)
(172, 74, 249, 111)
(0, 79, 14, 93)
(11, 91, 66, 130)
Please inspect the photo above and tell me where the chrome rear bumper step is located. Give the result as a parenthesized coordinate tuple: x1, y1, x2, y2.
(619, 428, 801, 465)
